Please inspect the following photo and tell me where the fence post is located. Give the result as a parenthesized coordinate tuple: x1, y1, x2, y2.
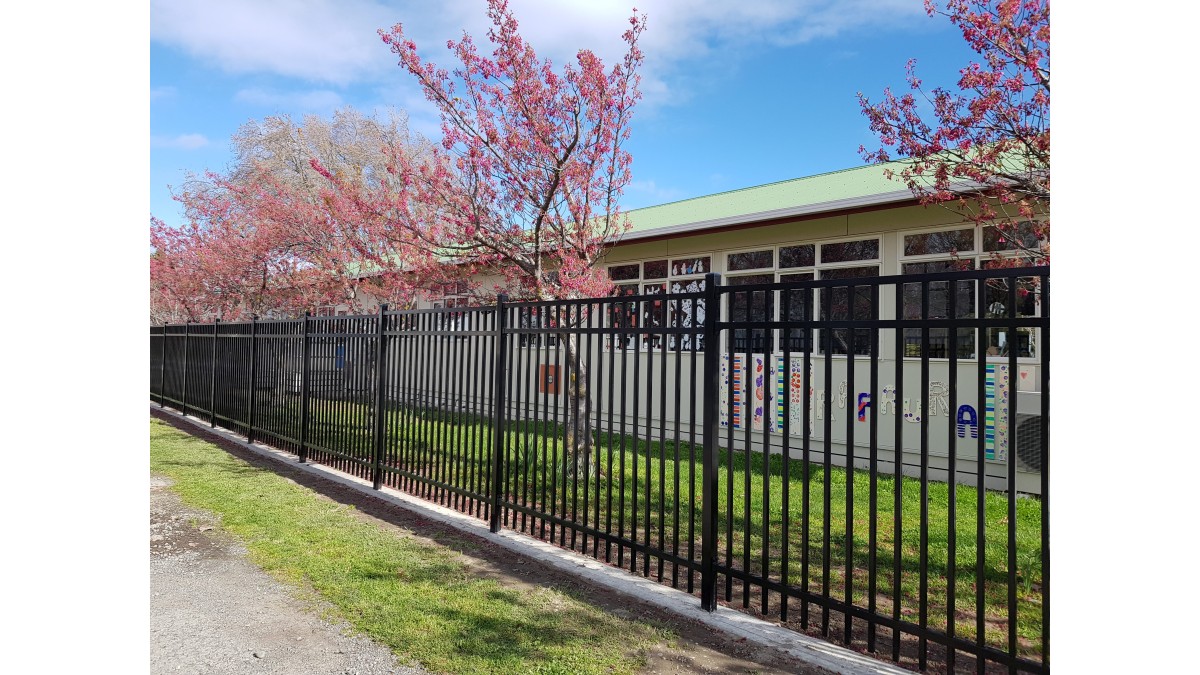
(159, 328, 168, 408)
(489, 294, 510, 533)
(247, 316, 258, 445)
(210, 319, 220, 427)
(298, 312, 312, 464)
(700, 272, 722, 611)
(372, 304, 390, 490)
(181, 322, 190, 416)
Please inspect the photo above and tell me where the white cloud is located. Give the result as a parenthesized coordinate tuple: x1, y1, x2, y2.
(151, 0, 929, 102)
(150, 0, 398, 85)
(150, 85, 177, 101)
(151, 133, 211, 150)
(235, 88, 345, 111)
(410, 1, 931, 108)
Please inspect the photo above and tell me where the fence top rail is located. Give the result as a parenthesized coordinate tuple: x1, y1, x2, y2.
(716, 265, 1049, 296)
(385, 305, 497, 317)
(505, 289, 707, 309)
(714, 316, 1051, 331)
(157, 318, 294, 330)
(312, 313, 380, 322)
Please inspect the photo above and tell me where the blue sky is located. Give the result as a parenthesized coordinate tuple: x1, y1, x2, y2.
(150, 0, 980, 227)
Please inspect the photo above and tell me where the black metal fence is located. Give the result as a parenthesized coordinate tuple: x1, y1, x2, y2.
(150, 266, 1049, 674)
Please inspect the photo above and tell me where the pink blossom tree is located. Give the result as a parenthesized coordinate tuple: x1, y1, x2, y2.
(149, 194, 336, 322)
(150, 109, 430, 321)
(358, 0, 646, 304)
(858, 0, 1049, 264)
(317, 0, 647, 474)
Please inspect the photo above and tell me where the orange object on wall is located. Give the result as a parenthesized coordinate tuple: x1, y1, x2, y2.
(539, 364, 559, 395)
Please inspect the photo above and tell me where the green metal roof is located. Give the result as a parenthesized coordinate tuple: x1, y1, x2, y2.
(621, 161, 913, 240)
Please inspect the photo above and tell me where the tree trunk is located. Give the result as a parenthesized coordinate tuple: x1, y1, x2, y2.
(559, 331, 599, 479)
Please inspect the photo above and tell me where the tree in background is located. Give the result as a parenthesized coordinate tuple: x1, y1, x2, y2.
(315, 0, 646, 474)
(150, 108, 432, 320)
(858, 0, 1049, 264)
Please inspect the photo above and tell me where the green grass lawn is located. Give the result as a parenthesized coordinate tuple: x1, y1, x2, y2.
(150, 418, 677, 675)
(215, 395, 1045, 661)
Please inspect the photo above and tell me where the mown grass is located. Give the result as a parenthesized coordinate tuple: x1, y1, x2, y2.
(232, 394, 1045, 660)
(150, 418, 676, 675)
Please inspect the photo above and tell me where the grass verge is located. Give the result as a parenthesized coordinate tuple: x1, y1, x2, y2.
(149, 417, 675, 675)
(192, 393, 1045, 660)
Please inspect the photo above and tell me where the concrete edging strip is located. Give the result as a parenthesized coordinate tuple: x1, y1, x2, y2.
(152, 404, 911, 675)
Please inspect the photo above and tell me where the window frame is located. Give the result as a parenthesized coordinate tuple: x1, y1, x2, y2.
(606, 254, 714, 352)
(897, 223, 1042, 362)
(721, 237, 882, 355)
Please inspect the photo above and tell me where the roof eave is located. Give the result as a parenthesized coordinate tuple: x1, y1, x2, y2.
(614, 187, 919, 244)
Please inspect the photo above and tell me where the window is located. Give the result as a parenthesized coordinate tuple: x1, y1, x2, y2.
(903, 228, 974, 256)
(667, 257, 709, 351)
(643, 259, 668, 280)
(898, 224, 1041, 360)
(819, 266, 878, 356)
(727, 249, 773, 271)
(901, 260, 976, 358)
(820, 239, 879, 263)
(779, 272, 814, 352)
(981, 261, 1040, 359)
(983, 221, 1046, 254)
(779, 244, 815, 268)
(727, 273, 774, 352)
(670, 256, 710, 276)
(606, 256, 710, 351)
(722, 239, 881, 355)
(724, 249, 776, 352)
(608, 263, 639, 281)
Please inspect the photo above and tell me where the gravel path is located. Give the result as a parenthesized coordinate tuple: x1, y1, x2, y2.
(150, 473, 425, 675)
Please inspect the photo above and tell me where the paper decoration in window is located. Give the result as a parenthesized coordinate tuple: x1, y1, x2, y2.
(670, 257, 709, 276)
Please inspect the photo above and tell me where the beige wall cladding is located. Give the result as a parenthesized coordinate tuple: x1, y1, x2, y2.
(847, 203, 965, 235)
(675, 215, 850, 253)
(604, 240, 670, 263)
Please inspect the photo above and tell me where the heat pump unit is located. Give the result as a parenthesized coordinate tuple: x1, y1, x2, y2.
(1014, 412, 1044, 473)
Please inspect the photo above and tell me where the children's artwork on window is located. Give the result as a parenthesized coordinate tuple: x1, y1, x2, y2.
(641, 283, 666, 350)
(670, 256, 710, 277)
(606, 285, 640, 350)
(667, 278, 705, 351)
